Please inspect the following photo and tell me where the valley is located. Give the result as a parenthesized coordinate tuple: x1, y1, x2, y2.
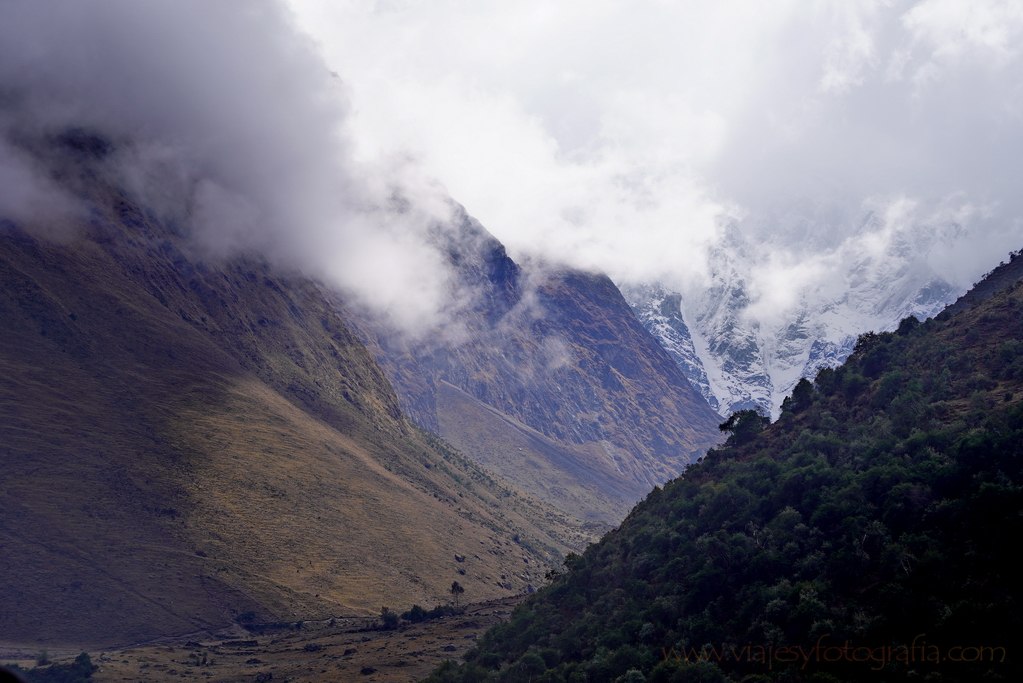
(2, 4, 1021, 682)
(2, 597, 523, 682)
(429, 249, 1023, 682)
(0, 139, 590, 649)
(348, 211, 722, 523)
(0, 122, 721, 660)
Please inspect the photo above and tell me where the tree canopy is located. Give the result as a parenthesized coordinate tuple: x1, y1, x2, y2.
(427, 277, 1023, 682)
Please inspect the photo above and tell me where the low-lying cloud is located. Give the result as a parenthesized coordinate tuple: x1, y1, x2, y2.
(3, 1, 1021, 341)
(289, 0, 1023, 326)
(0, 0, 464, 335)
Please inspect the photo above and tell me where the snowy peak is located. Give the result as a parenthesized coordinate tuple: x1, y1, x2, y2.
(627, 213, 970, 418)
(622, 284, 720, 413)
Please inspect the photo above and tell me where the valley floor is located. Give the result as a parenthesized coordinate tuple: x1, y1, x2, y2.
(1, 596, 522, 683)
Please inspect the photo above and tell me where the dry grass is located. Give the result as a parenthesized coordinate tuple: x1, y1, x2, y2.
(0, 175, 588, 649)
(1, 596, 523, 683)
(173, 376, 570, 619)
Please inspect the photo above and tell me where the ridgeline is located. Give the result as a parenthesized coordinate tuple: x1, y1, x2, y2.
(428, 256, 1023, 682)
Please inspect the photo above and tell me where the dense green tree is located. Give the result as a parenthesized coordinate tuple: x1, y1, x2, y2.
(379, 606, 399, 630)
(427, 275, 1023, 682)
(718, 409, 769, 446)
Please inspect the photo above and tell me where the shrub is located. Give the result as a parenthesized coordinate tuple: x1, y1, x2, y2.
(379, 607, 399, 630)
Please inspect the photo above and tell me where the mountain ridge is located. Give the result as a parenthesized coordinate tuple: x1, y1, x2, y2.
(627, 221, 962, 417)
(0, 134, 586, 648)
(349, 211, 723, 522)
(429, 246, 1023, 682)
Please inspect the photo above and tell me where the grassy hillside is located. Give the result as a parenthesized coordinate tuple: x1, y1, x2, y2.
(0, 135, 586, 648)
(428, 258, 1023, 681)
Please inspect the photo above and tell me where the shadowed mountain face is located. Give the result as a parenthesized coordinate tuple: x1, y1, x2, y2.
(350, 213, 723, 523)
(0, 138, 585, 648)
(428, 251, 1023, 683)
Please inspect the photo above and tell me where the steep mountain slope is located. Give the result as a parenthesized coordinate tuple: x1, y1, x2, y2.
(627, 217, 961, 418)
(0, 135, 584, 648)
(350, 213, 723, 523)
(621, 285, 720, 414)
(941, 249, 1023, 317)
(431, 251, 1023, 682)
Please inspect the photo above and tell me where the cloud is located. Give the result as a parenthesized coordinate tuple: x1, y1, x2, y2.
(901, 0, 1023, 74)
(288, 0, 1023, 327)
(3, 1, 1020, 340)
(0, 0, 462, 336)
(0, 132, 81, 236)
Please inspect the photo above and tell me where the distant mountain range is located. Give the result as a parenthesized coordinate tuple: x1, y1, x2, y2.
(626, 216, 962, 417)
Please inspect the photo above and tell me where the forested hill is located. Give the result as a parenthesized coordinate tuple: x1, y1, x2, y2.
(427, 259, 1023, 682)
(941, 249, 1023, 318)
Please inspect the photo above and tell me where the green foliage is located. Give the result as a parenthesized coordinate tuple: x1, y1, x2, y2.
(814, 366, 838, 396)
(431, 280, 1023, 682)
(379, 606, 399, 630)
(401, 602, 461, 623)
(718, 409, 769, 446)
(404, 603, 429, 623)
(896, 315, 920, 336)
(781, 378, 815, 415)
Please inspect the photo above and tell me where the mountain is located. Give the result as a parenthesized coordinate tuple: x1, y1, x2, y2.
(622, 285, 722, 415)
(0, 131, 587, 648)
(941, 249, 1023, 318)
(348, 211, 723, 523)
(429, 250, 1023, 682)
(626, 217, 962, 418)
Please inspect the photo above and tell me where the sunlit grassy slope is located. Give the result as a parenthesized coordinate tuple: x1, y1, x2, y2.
(0, 139, 585, 648)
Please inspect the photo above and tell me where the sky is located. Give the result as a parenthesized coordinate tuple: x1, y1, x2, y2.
(286, 0, 1023, 319)
(2, 1, 1022, 336)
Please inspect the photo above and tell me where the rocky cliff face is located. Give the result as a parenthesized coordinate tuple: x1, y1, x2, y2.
(626, 216, 963, 418)
(350, 211, 723, 522)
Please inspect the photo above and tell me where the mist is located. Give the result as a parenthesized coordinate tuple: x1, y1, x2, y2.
(0, 0, 466, 336)
(288, 0, 1023, 328)
(3, 1, 1021, 342)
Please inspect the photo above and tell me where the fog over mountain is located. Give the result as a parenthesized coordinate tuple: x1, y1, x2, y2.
(5, 0, 1021, 402)
(0, 0, 475, 337)
(289, 0, 1023, 331)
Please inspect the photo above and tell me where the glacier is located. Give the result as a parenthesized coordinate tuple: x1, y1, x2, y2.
(624, 212, 964, 418)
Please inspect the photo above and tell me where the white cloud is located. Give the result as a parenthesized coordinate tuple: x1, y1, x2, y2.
(819, 1, 886, 95)
(902, 0, 1023, 69)
(4, 0, 1020, 338)
(289, 0, 1023, 327)
(0, 133, 81, 236)
(0, 0, 464, 336)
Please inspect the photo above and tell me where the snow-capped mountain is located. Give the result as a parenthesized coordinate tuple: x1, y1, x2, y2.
(626, 212, 965, 418)
(622, 285, 721, 414)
